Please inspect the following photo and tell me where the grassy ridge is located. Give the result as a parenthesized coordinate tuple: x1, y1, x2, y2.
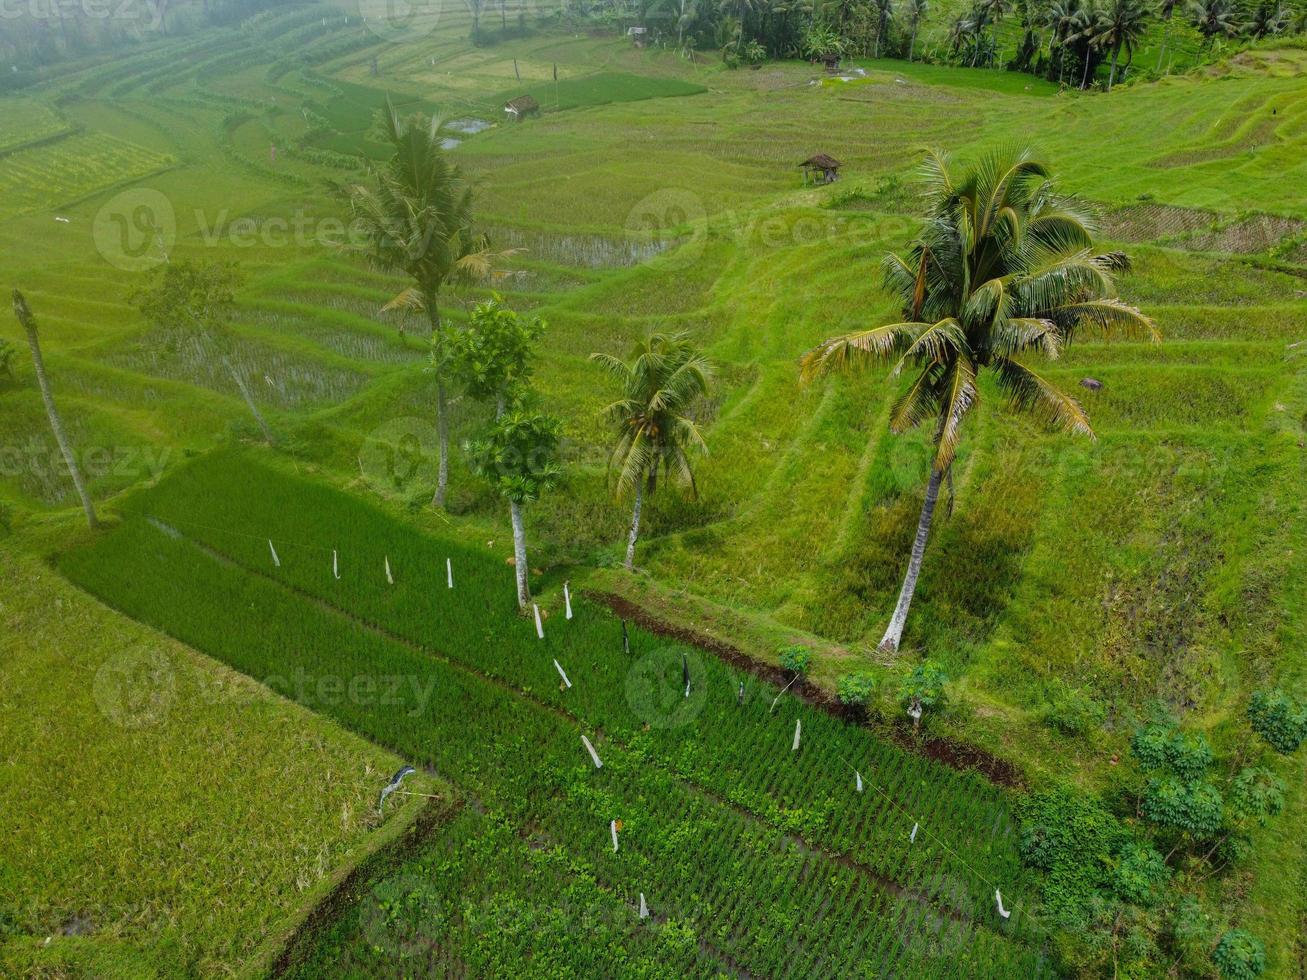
(59, 450, 1051, 975)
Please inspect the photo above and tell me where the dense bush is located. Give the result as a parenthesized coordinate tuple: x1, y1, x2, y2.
(835, 673, 877, 711)
(1042, 682, 1106, 736)
(1213, 929, 1266, 980)
(1017, 789, 1125, 921)
(1112, 843, 1170, 907)
(1131, 724, 1213, 779)
(898, 660, 948, 712)
(1141, 776, 1224, 838)
(1247, 689, 1307, 754)
(777, 644, 812, 676)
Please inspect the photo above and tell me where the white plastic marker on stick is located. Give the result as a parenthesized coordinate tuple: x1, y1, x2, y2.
(910, 822, 919, 844)
(554, 659, 572, 689)
(995, 889, 1011, 919)
(385, 556, 394, 585)
(333, 549, 340, 580)
(581, 735, 603, 769)
(610, 820, 620, 852)
(792, 719, 802, 752)
(534, 603, 545, 640)
(856, 770, 863, 793)
(446, 558, 453, 589)
(564, 581, 573, 620)
(639, 893, 649, 919)
(268, 539, 280, 567)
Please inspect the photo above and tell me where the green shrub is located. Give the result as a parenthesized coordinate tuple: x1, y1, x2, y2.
(1213, 930, 1265, 980)
(1130, 723, 1213, 779)
(1140, 777, 1224, 838)
(1042, 682, 1106, 736)
(1017, 789, 1126, 921)
(898, 660, 948, 712)
(1112, 843, 1170, 906)
(1247, 689, 1307, 754)
(778, 645, 812, 676)
(836, 673, 877, 710)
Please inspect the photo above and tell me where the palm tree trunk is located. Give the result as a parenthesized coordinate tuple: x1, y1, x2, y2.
(222, 355, 272, 444)
(1081, 47, 1092, 88)
(909, 22, 918, 61)
(12, 290, 98, 529)
(878, 466, 943, 653)
(624, 482, 643, 571)
(510, 499, 529, 609)
(1108, 44, 1120, 89)
(427, 294, 449, 510)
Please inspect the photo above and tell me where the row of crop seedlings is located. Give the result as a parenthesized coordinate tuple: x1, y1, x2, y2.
(118, 454, 1045, 934)
(137, 452, 1039, 929)
(59, 514, 1048, 977)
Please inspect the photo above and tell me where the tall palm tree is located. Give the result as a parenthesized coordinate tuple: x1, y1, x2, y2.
(346, 105, 502, 510)
(11, 290, 98, 529)
(1043, 0, 1083, 83)
(872, 0, 895, 56)
(905, 0, 929, 60)
(591, 332, 713, 571)
(1155, 0, 1180, 72)
(1188, 0, 1240, 46)
(1092, 0, 1150, 90)
(800, 146, 1156, 653)
(969, 0, 1011, 65)
(1246, 0, 1286, 38)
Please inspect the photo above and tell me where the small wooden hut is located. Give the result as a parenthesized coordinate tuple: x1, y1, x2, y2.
(800, 153, 842, 185)
(820, 53, 840, 73)
(503, 95, 541, 122)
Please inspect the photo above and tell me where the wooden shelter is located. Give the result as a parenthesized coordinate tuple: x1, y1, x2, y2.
(800, 153, 842, 185)
(503, 95, 541, 122)
(820, 53, 840, 73)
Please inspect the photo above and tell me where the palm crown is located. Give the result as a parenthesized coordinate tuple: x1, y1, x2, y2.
(801, 145, 1157, 475)
(591, 332, 713, 500)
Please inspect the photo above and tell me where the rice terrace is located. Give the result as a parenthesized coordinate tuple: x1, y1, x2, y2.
(1, 0, 1305, 977)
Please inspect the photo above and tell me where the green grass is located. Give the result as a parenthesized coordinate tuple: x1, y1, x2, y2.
(59, 450, 1051, 976)
(0, 541, 427, 976)
(1, 7, 1305, 972)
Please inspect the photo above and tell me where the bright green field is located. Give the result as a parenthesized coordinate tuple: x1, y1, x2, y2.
(1, 1, 1305, 974)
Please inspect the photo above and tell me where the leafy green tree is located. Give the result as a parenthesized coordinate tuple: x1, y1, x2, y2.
(10, 291, 98, 529)
(802, 146, 1155, 652)
(1213, 929, 1266, 980)
(778, 645, 812, 675)
(1112, 842, 1170, 906)
(346, 105, 506, 509)
(129, 259, 241, 332)
(446, 296, 544, 417)
(898, 659, 947, 727)
(1091, 0, 1150, 89)
(1247, 688, 1307, 753)
(467, 410, 563, 609)
(591, 332, 712, 571)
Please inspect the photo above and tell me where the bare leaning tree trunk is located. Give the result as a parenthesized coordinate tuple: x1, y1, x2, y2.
(427, 295, 450, 509)
(12, 290, 98, 530)
(878, 466, 944, 653)
(221, 355, 272, 444)
(624, 481, 643, 571)
(510, 499, 530, 609)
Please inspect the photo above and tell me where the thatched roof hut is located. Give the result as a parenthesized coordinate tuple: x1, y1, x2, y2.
(800, 153, 842, 184)
(504, 95, 541, 121)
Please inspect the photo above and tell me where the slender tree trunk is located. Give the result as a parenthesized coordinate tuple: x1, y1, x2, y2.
(427, 294, 450, 509)
(624, 482, 643, 571)
(909, 23, 918, 61)
(878, 467, 943, 653)
(510, 499, 529, 609)
(1108, 44, 1120, 90)
(1156, 19, 1171, 72)
(1081, 48, 1092, 88)
(12, 291, 98, 530)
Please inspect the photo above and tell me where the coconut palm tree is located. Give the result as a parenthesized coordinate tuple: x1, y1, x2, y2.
(1155, 0, 1181, 72)
(11, 290, 98, 529)
(591, 332, 713, 571)
(1188, 0, 1240, 46)
(1092, 0, 1150, 89)
(800, 146, 1156, 653)
(871, 0, 895, 56)
(345, 105, 506, 510)
(969, 0, 1011, 65)
(904, 0, 929, 60)
(1246, 0, 1287, 38)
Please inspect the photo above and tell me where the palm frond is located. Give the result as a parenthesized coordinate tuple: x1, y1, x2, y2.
(800, 322, 919, 380)
(933, 356, 978, 472)
(994, 356, 1094, 436)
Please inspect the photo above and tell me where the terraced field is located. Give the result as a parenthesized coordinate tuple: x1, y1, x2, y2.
(1, 3, 1305, 975)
